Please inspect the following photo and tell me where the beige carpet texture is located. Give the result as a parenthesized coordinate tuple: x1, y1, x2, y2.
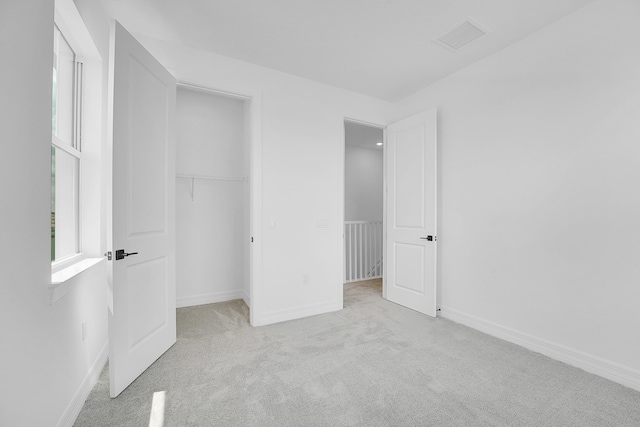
(75, 280, 640, 426)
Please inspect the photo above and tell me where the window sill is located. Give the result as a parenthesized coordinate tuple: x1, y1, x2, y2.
(49, 257, 105, 304)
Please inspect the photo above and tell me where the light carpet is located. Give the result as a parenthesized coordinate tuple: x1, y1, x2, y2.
(74, 279, 640, 426)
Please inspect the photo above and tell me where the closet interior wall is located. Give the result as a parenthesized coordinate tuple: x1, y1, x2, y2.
(176, 86, 250, 308)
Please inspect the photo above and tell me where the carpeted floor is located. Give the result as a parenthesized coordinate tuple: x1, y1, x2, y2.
(74, 279, 640, 426)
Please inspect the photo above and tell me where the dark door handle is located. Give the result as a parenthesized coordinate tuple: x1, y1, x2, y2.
(420, 236, 436, 241)
(115, 249, 138, 260)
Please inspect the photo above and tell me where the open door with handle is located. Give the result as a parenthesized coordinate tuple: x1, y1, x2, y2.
(385, 109, 437, 317)
(107, 21, 177, 397)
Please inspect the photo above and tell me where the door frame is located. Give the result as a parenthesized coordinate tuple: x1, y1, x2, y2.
(341, 117, 387, 298)
(176, 80, 263, 326)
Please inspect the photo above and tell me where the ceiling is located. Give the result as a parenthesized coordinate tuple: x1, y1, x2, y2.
(99, 0, 594, 102)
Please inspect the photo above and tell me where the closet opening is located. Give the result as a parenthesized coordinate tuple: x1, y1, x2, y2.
(175, 85, 251, 316)
(343, 120, 385, 299)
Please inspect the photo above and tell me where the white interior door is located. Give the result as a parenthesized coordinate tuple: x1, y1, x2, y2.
(385, 109, 437, 316)
(107, 21, 176, 398)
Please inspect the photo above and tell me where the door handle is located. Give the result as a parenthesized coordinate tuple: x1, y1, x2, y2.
(420, 236, 436, 241)
(115, 249, 139, 260)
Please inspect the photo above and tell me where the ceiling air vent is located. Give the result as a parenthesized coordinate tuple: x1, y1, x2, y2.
(435, 19, 488, 51)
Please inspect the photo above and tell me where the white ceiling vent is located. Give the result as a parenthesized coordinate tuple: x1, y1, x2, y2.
(435, 19, 488, 51)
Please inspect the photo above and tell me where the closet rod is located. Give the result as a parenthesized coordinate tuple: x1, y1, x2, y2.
(176, 173, 245, 182)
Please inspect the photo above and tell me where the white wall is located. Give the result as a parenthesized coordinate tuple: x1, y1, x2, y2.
(129, 36, 394, 325)
(0, 1, 108, 426)
(4, 1, 635, 425)
(344, 145, 383, 221)
(176, 88, 249, 307)
(3, 3, 635, 425)
(73, 0, 394, 327)
(396, 0, 640, 388)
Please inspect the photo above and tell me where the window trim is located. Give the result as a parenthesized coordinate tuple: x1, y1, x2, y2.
(49, 0, 102, 290)
(51, 22, 84, 268)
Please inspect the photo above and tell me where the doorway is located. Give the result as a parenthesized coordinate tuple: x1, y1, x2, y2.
(343, 120, 385, 296)
(175, 85, 251, 313)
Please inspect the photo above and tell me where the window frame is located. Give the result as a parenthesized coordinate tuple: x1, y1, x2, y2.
(51, 21, 84, 271)
(48, 0, 104, 302)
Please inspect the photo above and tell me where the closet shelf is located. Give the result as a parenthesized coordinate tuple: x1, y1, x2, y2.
(176, 173, 245, 182)
(177, 173, 245, 201)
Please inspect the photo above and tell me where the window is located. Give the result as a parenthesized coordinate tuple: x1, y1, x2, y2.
(49, 3, 103, 299)
(52, 24, 83, 262)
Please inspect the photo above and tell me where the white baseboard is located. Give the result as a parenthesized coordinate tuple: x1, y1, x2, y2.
(57, 341, 108, 427)
(177, 289, 246, 308)
(241, 289, 250, 308)
(252, 299, 342, 326)
(439, 306, 640, 392)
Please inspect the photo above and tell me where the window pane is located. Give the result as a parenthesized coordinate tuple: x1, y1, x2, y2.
(52, 147, 79, 260)
(53, 26, 75, 146)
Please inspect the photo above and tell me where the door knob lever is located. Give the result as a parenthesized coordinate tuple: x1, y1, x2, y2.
(420, 236, 436, 241)
(115, 249, 139, 260)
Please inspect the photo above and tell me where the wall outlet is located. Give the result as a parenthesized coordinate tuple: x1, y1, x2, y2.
(303, 274, 309, 285)
(316, 219, 328, 228)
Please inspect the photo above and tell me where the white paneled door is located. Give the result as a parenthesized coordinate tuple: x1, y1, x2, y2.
(385, 109, 437, 317)
(107, 21, 177, 398)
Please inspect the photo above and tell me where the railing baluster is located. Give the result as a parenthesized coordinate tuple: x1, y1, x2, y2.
(364, 224, 368, 279)
(379, 222, 382, 276)
(345, 224, 351, 281)
(372, 222, 377, 277)
(378, 223, 381, 276)
(369, 224, 373, 278)
(344, 221, 383, 283)
(358, 223, 362, 280)
(348, 224, 352, 282)
(344, 224, 349, 282)
(360, 223, 364, 280)
(351, 224, 356, 281)
(370, 224, 374, 277)
(378, 222, 381, 276)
